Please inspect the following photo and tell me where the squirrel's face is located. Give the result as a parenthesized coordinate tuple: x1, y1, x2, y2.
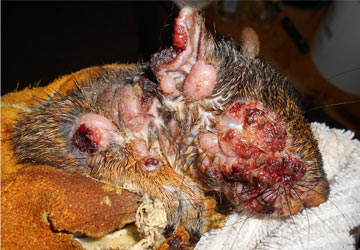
(12, 67, 207, 239)
(12, 6, 330, 244)
(70, 77, 172, 177)
(12, 67, 172, 176)
(150, 7, 329, 217)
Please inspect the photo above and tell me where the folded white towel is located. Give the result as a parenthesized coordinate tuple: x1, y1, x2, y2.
(195, 122, 360, 250)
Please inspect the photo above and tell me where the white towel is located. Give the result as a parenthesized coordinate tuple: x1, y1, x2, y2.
(195, 122, 360, 250)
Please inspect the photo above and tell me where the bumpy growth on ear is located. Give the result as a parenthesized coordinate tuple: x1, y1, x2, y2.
(240, 27, 260, 59)
(150, 7, 329, 217)
(150, 7, 216, 100)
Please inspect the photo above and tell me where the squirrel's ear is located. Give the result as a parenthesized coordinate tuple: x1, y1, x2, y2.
(240, 27, 260, 59)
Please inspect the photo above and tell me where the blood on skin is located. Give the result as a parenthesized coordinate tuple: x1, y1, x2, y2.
(232, 138, 263, 160)
(173, 20, 187, 50)
(222, 129, 236, 141)
(72, 113, 117, 154)
(262, 123, 287, 152)
(151, 7, 217, 100)
(228, 102, 246, 119)
(73, 124, 100, 154)
(196, 100, 307, 214)
(221, 163, 249, 182)
(264, 155, 306, 185)
(141, 93, 154, 113)
(138, 78, 157, 112)
(141, 94, 154, 113)
(150, 48, 179, 73)
(245, 108, 266, 128)
(219, 129, 264, 159)
(225, 101, 287, 152)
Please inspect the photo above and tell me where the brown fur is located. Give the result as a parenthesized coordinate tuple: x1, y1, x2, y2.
(159, 35, 329, 216)
(10, 64, 209, 240)
(7, 7, 330, 248)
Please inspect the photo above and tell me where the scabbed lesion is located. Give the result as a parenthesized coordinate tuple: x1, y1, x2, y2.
(10, 6, 330, 248)
(196, 99, 309, 215)
(151, 7, 216, 100)
(11, 64, 210, 242)
(150, 7, 329, 217)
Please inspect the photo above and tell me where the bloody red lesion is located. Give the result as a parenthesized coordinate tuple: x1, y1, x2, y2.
(234, 140, 264, 160)
(138, 78, 157, 113)
(197, 100, 307, 215)
(228, 102, 246, 118)
(150, 49, 179, 73)
(219, 129, 264, 160)
(222, 129, 235, 141)
(264, 155, 306, 185)
(227, 101, 287, 153)
(245, 108, 266, 128)
(141, 94, 154, 113)
(173, 21, 187, 50)
(72, 124, 101, 154)
(150, 18, 188, 74)
(262, 122, 287, 152)
(221, 163, 249, 183)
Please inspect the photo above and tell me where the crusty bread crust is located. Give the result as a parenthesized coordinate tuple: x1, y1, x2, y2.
(1, 65, 141, 249)
(1, 64, 225, 249)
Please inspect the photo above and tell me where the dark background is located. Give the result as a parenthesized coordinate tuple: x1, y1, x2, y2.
(2, 1, 178, 95)
(2, 1, 358, 136)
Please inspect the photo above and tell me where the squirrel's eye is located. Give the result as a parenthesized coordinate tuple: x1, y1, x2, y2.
(72, 113, 117, 155)
(144, 157, 161, 172)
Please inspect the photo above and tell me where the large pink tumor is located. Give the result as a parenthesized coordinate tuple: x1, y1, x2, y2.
(196, 100, 306, 215)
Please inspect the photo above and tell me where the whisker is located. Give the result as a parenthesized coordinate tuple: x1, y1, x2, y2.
(289, 215, 306, 250)
(325, 198, 351, 226)
(306, 207, 345, 244)
(328, 67, 360, 81)
(290, 186, 311, 250)
(306, 100, 360, 112)
(229, 212, 256, 250)
(283, 187, 306, 250)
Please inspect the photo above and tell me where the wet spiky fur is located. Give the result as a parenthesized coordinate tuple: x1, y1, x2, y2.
(11, 65, 207, 239)
(12, 66, 141, 172)
(160, 39, 329, 216)
(12, 11, 329, 244)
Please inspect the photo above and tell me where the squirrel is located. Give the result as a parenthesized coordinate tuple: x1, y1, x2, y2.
(12, 7, 329, 244)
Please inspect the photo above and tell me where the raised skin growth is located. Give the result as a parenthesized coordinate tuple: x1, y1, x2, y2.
(150, 7, 329, 216)
(198, 100, 307, 214)
(151, 7, 217, 100)
(73, 113, 118, 154)
(12, 66, 207, 242)
(11, 6, 330, 247)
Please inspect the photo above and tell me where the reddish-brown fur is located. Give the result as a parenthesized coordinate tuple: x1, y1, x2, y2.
(11, 7, 329, 245)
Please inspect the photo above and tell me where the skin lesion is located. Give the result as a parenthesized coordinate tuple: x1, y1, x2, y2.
(9, 6, 330, 247)
(193, 100, 324, 216)
(150, 7, 329, 218)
